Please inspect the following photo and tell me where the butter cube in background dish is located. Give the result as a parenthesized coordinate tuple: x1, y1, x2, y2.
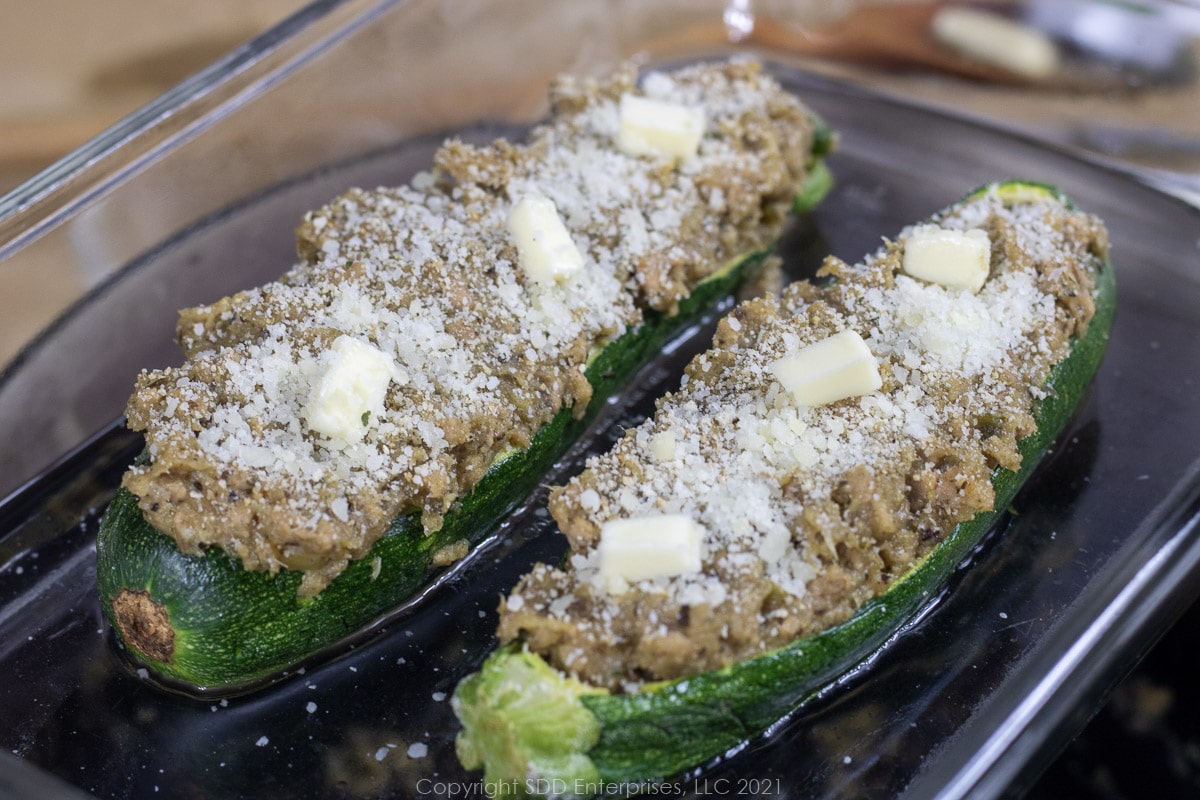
(617, 94, 706, 161)
(598, 513, 704, 591)
(902, 225, 991, 292)
(931, 6, 1060, 82)
(506, 194, 584, 286)
(770, 329, 882, 407)
(305, 335, 397, 446)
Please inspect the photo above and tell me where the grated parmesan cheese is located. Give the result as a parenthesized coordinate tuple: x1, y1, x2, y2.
(500, 185, 1109, 689)
(121, 60, 822, 596)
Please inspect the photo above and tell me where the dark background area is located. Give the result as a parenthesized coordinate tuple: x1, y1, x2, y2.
(1030, 599, 1200, 799)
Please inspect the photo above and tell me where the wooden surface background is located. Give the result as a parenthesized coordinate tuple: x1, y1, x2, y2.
(0, 0, 307, 366)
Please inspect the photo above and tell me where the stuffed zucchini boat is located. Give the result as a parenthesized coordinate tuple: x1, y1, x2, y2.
(452, 180, 1115, 795)
(95, 60, 834, 693)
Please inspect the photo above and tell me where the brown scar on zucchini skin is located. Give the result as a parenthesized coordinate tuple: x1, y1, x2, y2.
(111, 589, 175, 664)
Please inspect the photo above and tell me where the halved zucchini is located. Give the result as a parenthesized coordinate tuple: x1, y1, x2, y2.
(95, 60, 835, 694)
(452, 180, 1116, 793)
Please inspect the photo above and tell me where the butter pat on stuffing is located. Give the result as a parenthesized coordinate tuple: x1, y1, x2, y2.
(648, 430, 676, 462)
(902, 225, 991, 292)
(598, 513, 704, 592)
(770, 330, 882, 407)
(507, 194, 584, 285)
(305, 335, 397, 446)
(618, 94, 706, 161)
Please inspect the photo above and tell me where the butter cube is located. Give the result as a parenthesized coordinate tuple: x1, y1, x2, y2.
(648, 430, 676, 461)
(770, 330, 882, 407)
(617, 94, 706, 161)
(506, 194, 584, 285)
(902, 225, 991, 292)
(598, 513, 703, 590)
(305, 335, 396, 446)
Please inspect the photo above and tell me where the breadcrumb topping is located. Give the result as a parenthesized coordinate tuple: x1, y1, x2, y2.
(500, 186, 1109, 689)
(120, 60, 821, 595)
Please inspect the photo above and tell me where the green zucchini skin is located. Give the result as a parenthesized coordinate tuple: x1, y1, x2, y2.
(95, 161, 832, 695)
(452, 181, 1116, 791)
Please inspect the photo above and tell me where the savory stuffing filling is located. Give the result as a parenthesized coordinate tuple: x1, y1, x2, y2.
(499, 187, 1108, 690)
(121, 60, 821, 595)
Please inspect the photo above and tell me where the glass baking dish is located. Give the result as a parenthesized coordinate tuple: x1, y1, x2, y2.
(3, 1, 1200, 798)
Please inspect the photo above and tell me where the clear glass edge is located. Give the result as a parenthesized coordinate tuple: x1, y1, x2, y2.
(0, 0, 395, 263)
(918, 459, 1200, 799)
